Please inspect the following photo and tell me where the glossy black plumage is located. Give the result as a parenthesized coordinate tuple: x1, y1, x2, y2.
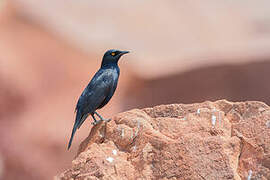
(68, 49, 129, 149)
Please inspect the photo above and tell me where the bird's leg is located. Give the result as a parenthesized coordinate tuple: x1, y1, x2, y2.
(91, 113, 102, 125)
(94, 112, 111, 122)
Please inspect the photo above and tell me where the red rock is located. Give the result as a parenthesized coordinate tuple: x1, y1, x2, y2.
(55, 100, 270, 179)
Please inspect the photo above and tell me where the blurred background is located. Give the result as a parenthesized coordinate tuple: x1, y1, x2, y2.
(1, 0, 270, 179)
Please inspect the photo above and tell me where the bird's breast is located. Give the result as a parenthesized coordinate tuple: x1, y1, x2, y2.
(104, 68, 119, 79)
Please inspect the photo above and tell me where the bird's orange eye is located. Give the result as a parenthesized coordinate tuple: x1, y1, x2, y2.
(111, 52, 116, 56)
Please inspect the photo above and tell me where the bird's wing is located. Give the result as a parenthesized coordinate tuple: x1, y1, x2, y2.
(68, 69, 115, 149)
(76, 69, 114, 115)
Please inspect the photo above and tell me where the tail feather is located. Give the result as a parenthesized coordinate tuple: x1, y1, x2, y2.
(77, 113, 89, 129)
(67, 111, 89, 150)
(68, 121, 79, 150)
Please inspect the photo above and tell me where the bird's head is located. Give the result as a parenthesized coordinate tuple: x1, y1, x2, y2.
(101, 49, 129, 67)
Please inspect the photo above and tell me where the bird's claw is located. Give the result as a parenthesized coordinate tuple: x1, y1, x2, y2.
(92, 120, 101, 125)
(91, 118, 111, 125)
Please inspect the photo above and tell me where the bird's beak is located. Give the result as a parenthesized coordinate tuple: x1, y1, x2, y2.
(119, 51, 130, 56)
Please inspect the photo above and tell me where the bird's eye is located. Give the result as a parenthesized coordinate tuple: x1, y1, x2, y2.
(111, 52, 116, 56)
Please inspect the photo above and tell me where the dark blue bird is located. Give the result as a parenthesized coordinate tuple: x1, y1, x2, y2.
(68, 49, 129, 149)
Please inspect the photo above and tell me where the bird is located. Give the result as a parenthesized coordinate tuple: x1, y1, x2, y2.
(68, 49, 129, 149)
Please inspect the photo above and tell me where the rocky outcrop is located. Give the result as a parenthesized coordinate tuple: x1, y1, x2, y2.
(56, 100, 270, 180)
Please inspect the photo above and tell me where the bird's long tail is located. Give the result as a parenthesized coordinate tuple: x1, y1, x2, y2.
(67, 121, 79, 150)
(68, 111, 89, 150)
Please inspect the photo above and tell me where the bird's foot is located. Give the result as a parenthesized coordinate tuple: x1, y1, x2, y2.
(94, 112, 111, 123)
(91, 119, 111, 125)
(91, 120, 102, 126)
(91, 118, 111, 125)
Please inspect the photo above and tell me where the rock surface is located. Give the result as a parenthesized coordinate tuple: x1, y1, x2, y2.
(57, 100, 270, 179)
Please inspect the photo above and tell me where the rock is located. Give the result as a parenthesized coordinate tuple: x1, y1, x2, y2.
(56, 100, 270, 179)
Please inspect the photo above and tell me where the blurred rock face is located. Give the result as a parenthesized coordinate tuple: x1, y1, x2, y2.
(56, 100, 270, 179)
(0, 78, 25, 120)
(12, 0, 270, 78)
(124, 60, 270, 109)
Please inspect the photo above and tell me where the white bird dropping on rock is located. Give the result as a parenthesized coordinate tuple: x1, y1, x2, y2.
(266, 121, 270, 128)
(132, 145, 137, 152)
(211, 115, 216, 126)
(112, 149, 117, 155)
(106, 157, 114, 163)
(121, 128, 124, 138)
(247, 170, 252, 180)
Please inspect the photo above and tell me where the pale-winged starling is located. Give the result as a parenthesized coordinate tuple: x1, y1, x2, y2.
(68, 49, 129, 149)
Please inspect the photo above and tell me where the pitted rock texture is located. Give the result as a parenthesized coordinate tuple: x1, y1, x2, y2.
(56, 100, 270, 180)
